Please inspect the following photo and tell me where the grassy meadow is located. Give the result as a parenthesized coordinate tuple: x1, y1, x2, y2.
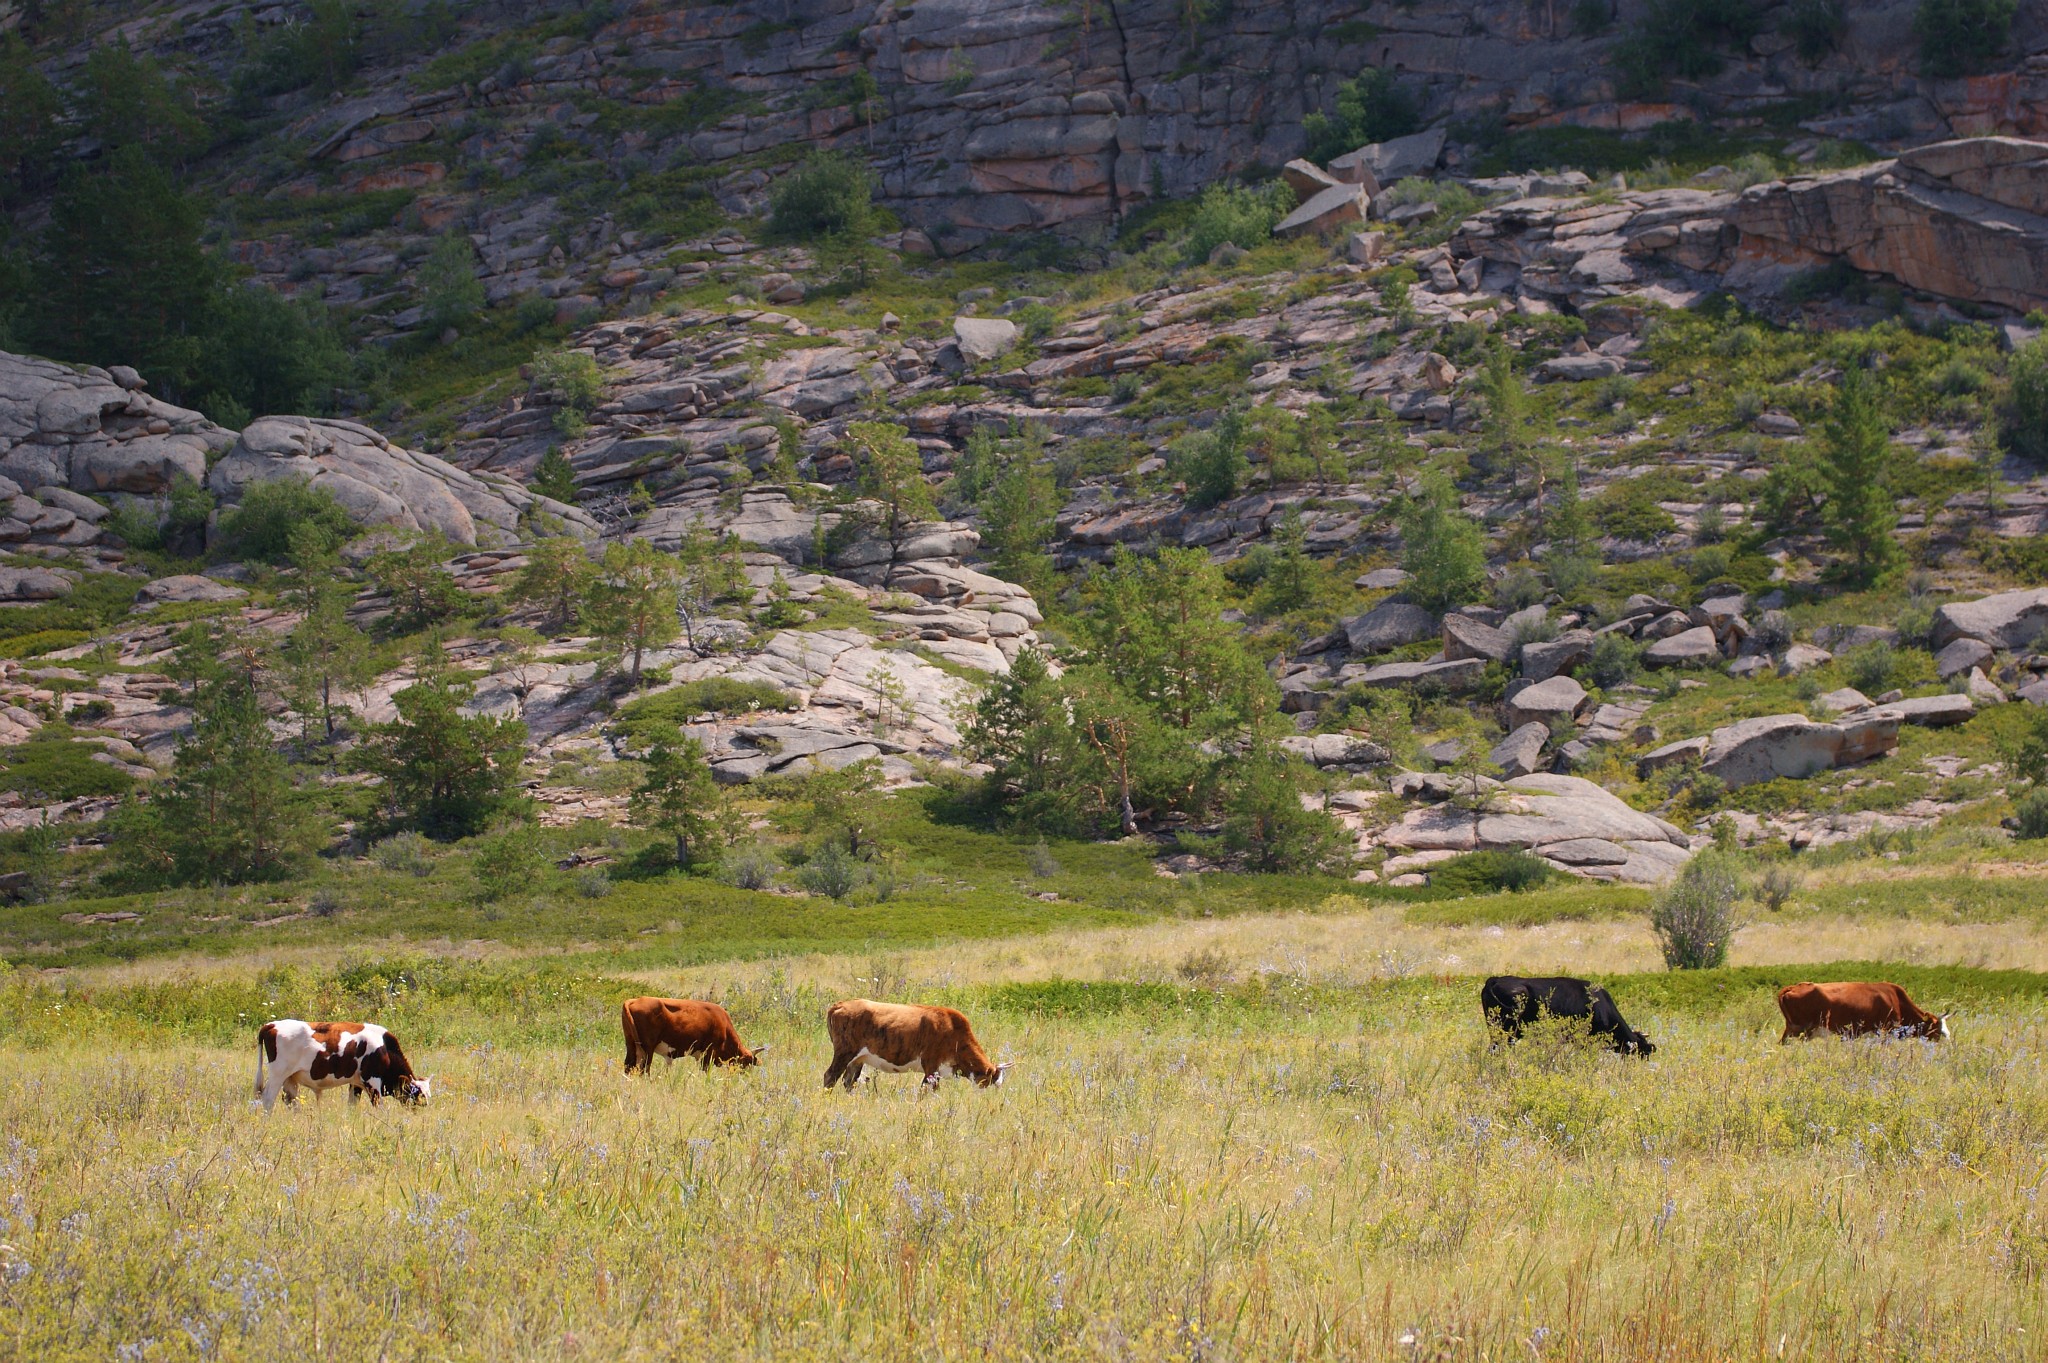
(3, 884, 2048, 1361)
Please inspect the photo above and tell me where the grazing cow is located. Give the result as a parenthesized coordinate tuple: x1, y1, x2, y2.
(621, 997, 769, 1074)
(1778, 981, 1949, 1042)
(1481, 976, 1657, 1056)
(821, 999, 1012, 1090)
(254, 1020, 431, 1111)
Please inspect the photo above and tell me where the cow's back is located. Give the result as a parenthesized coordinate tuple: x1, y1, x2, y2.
(828, 999, 971, 1064)
(626, 997, 745, 1058)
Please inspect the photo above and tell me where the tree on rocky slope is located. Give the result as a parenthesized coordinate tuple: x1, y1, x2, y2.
(1818, 367, 1902, 585)
(847, 421, 935, 578)
(353, 650, 528, 839)
(586, 538, 682, 685)
(509, 536, 596, 635)
(109, 624, 317, 885)
(630, 732, 719, 867)
(1218, 736, 1348, 874)
(1398, 474, 1488, 612)
(1085, 546, 1266, 735)
(281, 582, 376, 746)
(367, 533, 466, 631)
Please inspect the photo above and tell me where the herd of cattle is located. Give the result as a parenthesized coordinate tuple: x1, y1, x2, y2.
(250, 976, 1951, 1109)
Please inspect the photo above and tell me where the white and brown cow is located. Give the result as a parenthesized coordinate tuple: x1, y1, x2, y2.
(621, 997, 769, 1073)
(821, 999, 1012, 1091)
(254, 1020, 431, 1110)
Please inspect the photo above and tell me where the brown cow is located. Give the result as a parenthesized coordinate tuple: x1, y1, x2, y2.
(821, 999, 1011, 1090)
(621, 997, 768, 1074)
(1778, 981, 1950, 1042)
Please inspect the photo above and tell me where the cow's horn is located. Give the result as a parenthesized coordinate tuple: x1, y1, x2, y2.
(753, 1044, 772, 1057)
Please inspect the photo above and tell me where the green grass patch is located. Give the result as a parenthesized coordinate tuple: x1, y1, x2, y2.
(611, 678, 800, 747)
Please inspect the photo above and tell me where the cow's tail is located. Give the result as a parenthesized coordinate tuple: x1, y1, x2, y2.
(254, 1022, 276, 1097)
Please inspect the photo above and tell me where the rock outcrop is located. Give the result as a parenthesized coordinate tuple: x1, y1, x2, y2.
(1373, 772, 1693, 884)
(1699, 713, 1900, 789)
(0, 349, 597, 549)
(1729, 139, 2048, 315)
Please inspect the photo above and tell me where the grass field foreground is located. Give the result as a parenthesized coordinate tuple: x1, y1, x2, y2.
(1, 957, 2046, 1360)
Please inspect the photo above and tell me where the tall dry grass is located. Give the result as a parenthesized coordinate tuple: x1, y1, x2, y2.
(1, 998, 2044, 1360)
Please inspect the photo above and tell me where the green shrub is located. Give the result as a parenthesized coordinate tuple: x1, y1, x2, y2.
(0, 729, 138, 800)
(1302, 67, 1420, 164)
(1842, 640, 1901, 694)
(2002, 336, 2048, 465)
(613, 679, 798, 748)
(767, 151, 876, 241)
(0, 630, 89, 659)
(1650, 853, 1742, 970)
(1914, 0, 2015, 76)
(1399, 474, 1488, 611)
(214, 477, 356, 564)
(1612, 0, 1763, 95)
(1169, 408, 1249, 509)
(1427, 850, 1557, 895)
(473, 828, 547, 901)
(796, 838, 870, 899)
(370, 830, 437, 877)
(2013, 787, 2048, 840)
(418, 232, 485, 334)
(1588, 633, 1643, 688)
(530, 348, 605, 437)
(717, 842, 781, 890)
(1184, 181, 1295, 263)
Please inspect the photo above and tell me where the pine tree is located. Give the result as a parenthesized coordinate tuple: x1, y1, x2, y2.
(630, 733, 718, 866)
(586, 538, 682, 684)
(1819, 367, 1903, 585)
(353, 649, 528, 838)
(848, 421, 935, 576)
(1398, 474, 1488, 612)
(1085, 547, 1266, 734)
(509, 536, 595, 635)
(531, 447, 580, 504)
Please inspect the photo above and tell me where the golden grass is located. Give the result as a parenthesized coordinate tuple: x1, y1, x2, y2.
(2, 1001, 2044, 1361)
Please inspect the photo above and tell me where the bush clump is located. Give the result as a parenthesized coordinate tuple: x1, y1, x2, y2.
(1914, 0, 2016, 77)
(2001, 335, 2048, 465)
(1184, 181, 1296, 264)
(1651, 854, 1742, 970)
(767, 151, 877, 241)
(613, 681, 798, 749)
(1302, 67, 1419, 164)
(1427, 850, 1557, 896)
(214, 478, 356, 564)
(370, 830, 437, 877)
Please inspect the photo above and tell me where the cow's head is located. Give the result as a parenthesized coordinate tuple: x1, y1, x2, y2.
(738, 1044, 770, 1067)
(396, 1075, 433, 1104)
(1927, 1014, 1951, 1041)
(977, 1061, 1013, 1088)
(1624, 1032, 1656, 1057)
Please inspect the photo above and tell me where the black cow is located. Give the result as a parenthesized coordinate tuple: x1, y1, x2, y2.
(1480, 976, 1656, 1056)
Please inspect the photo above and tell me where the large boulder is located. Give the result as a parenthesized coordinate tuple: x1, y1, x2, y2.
(1505, 675, 1586, 730)
(1489, 722, 1550, 779)
(1699, 713, 1899, 789)
(209, 416, 597, 547)
(1333, 127, 1447, 186)
(136, 575, 247, 607)
(1521, 629, 1593, 682)
(1347, 658, 1486, 690)
(1643, 626, 1722, 667)
(1871, 693, 1977, 727)
(1274, 183, 1370, 238)
(0, 350, 223, 497)
(1442, 613, 1513, 664)
(952, 317, 1019, 363)
(1376, 772, 1691, 883)
(1931, 587, 2048, 651)
(0, 564, 76, 600)
(1343, 598, 1438, 653)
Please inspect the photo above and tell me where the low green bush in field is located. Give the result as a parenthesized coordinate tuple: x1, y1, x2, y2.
(1425, 850, 1557, 897)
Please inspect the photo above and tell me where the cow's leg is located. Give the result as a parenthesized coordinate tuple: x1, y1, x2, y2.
(822, 1050, 852, 1089)
(920, 1067, 942, 1091)
(259, 1069, 290, 1112)
(842, 1062, 865, 1092)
